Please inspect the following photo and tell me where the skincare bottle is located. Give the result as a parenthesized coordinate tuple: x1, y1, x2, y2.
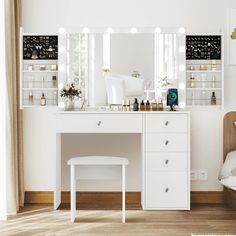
(40, 93, 46, 106)
(151, 100, 158, 111)
(145, 100, 150, 111)
(157, 97, 163, 111)
(190, 73, 195, 88)
(140, 100, 145, 111)
(211, 92, 216, 105)
(52, 76, 57, 88)
(133, 98, 139, 111)
(29, 91, 34, 105)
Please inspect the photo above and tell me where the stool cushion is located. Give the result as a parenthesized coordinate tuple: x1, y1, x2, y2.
(67, 156, 129, 166)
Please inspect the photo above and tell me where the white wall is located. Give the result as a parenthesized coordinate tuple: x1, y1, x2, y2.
(22, 0, 236, 192)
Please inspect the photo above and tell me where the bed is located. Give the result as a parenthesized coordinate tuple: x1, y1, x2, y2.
(220, 112, 236, 209)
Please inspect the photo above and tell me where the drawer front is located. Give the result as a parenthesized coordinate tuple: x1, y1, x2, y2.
(56, 113, 142, 133)
(146, 133, 187, 152)
(146, 152, 187, 172)
(146, 172, 188, 208)
(146, 114, 188, 133)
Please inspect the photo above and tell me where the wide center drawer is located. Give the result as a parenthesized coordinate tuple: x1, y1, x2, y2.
(146, 114, 188, 133)
(146, 133, 188, 152)
(146, 152, 188, 172)
(145, 172, 188, 208)
(56, 113, 143, 133)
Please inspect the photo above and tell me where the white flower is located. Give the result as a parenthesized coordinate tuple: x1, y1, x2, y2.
(74, 84, 80, 91)
(64, 84, 70, 91)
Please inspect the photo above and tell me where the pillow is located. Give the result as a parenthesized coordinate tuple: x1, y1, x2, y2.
(219, 150, 236, 180)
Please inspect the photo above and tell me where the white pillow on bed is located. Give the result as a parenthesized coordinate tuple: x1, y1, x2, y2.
(219, 150, 236, 190)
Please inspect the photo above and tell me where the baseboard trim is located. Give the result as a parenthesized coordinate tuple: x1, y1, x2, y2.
(24, 191, 224, 205)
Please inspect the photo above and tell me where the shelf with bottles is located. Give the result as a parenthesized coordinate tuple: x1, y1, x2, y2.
(22, 89, 58, 106)
(186, 90, 221, 106)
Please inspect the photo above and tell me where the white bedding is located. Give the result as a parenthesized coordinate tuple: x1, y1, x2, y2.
(219, 150, 236, 190)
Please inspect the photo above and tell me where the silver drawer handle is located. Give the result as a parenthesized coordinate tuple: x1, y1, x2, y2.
(97, 121, 102, 126)
(165, 121, 169, 126)
(165, 188, 169, 193)
(165, 159, 169, 165)
(165, 140, 169, 145)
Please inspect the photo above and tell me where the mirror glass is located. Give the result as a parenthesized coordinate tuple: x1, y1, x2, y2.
(59, 29, 185, 107)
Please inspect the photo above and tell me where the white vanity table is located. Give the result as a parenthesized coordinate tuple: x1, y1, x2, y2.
(55, 110, 190, 210)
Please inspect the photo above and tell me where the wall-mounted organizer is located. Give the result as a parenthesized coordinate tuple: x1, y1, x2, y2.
(185, 35, 224, 107)
(20, 28, 58, 108)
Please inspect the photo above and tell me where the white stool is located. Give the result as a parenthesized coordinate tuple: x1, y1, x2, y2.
(67, 156, 129, 223)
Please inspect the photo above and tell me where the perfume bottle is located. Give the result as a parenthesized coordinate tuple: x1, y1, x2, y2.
(133, 98, 139, 111)
(190, 73, 195, 88)
(145, 100, 150, 111)
(29, 91, 34, 105)
(40, 93, 46, 106)
(211, 92, 216, 105)
(140, 100, 145, 111)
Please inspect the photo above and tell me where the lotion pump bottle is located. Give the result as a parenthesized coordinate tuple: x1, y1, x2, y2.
(133, 98, 139, 111)
(40, 93, 46, 106)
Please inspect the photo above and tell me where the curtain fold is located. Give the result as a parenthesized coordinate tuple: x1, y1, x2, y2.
(5, 0, 24, 213)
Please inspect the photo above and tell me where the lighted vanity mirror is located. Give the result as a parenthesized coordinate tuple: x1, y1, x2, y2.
(58, 28, 186, 108)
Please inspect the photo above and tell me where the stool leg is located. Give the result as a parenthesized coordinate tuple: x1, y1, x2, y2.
(71, 165, 76, 223)
(122, 165, 126, 223)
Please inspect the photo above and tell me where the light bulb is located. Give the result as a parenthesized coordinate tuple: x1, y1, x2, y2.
(58, 27, 65, 34)
(179, 102, 186, 109)
(130, 27, 137, 34)
(106, 27, 113, 34)
(179, 65, 186, 71)
(179, 83, 185, 90)
(58, 102, 65, 109)
(59, 46, 65, 53)
(82, 27, 89, 34)
(155, 27, 161, 34)
(179, 46, 185, 53)
(178, 27, 186, 34)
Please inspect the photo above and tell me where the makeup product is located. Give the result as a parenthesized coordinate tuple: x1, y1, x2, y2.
(157, 97, 164, 111)
(51, 64, 57, 71)
(140, 100, 145, 111)
(40, 93, 46, 106)
(133, 98, 139, 111)
(151, 100, 158, 111)
(52, 76, 57, 88)
(190, 73, 195, 88)
(211, 92, 216, 105)
(29, 91, 34, 105)
(39, 65, 46, 71)
(145, 100, 150, 111)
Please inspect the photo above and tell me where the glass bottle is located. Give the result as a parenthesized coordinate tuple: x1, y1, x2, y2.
(40, 93, 46, 106)
(211, 92, 216, 105)
(29, 91, 34, 105)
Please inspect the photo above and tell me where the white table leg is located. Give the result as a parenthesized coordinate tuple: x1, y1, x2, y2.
(122, 165, 126, 223)
(71, 165, 76, 223)
(54, 133, 61, 210)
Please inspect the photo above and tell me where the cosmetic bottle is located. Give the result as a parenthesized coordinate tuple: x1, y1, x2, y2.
(190, 73, 195, 88)
(157, 98, 163, 111)
(151, 100, 158, 111)
(133, 98, 139, 111)
(145, 100, 150, 111)
(29, 91, 34, 105)
(52, 76, 57, 88)
(40, 93, 46, 106)
(140, 100, 145, 111)
(211, 92, 216, 105)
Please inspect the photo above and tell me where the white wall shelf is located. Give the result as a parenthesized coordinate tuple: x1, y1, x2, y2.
(20, 27, 59, 109)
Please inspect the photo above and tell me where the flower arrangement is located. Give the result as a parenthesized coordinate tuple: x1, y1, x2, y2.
(159, 76, 172, 89)
(60, 82, 82, 100)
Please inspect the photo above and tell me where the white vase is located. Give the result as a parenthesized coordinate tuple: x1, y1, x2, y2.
(65, 98, 74, 111)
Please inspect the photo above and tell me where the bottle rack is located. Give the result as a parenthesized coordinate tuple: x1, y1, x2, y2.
(20, 29, 58, 108)
(185, 35, 224, 107)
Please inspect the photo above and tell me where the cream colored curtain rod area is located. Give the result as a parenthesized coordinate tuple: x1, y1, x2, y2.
(5, 0, 24, 213)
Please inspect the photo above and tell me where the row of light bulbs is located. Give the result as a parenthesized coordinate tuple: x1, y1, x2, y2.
(58, 27, 186, 35)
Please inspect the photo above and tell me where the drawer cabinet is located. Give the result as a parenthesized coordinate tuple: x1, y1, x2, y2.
(146, 172, 188, 208)
(144, 113, 190, 210)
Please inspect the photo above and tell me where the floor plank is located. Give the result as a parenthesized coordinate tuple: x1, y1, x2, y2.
(0, 204, 236, 236)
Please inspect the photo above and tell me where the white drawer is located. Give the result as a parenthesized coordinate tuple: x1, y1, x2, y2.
(146, 114, 188, 133)
(145, 172, 188, 208)
(146, 152, 187, 172)
(146, 133, 187, 152)
(56, 113, 142, 133)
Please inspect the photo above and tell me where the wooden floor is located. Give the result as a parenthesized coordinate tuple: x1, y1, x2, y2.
(0, 204, 236, 236)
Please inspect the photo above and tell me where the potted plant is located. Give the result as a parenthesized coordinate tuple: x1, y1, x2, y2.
(60, 82, 82, 110)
